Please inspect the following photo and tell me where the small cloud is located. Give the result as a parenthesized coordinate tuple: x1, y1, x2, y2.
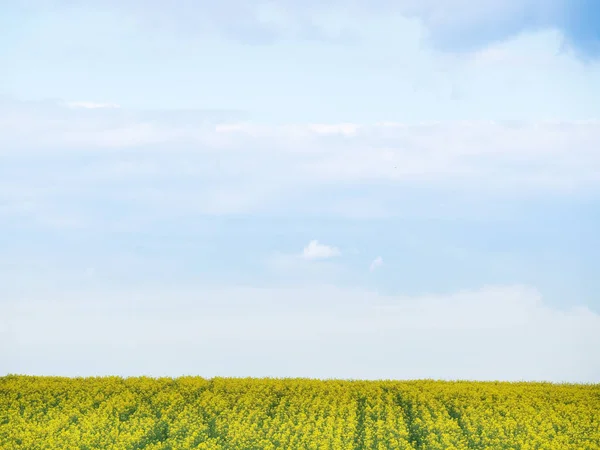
(302, 240, 340, 260)
(64, 101, 121, 109)
(370, 256, 384, 272)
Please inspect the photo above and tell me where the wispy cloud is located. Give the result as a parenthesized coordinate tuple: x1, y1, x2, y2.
(2, 100, 599, 227)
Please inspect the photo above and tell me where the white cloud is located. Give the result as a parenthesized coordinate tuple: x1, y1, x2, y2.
(302, 240, 341, 260)
(2, 283, 598, 381)
(370, 256, 383, 272)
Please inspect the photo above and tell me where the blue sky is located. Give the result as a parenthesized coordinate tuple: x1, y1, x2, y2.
(1, 0, 599, 382)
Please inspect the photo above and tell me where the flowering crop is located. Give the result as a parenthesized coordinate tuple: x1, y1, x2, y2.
(1, 376, 598, 449)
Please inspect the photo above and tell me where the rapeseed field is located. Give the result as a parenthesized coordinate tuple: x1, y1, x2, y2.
(1, 375, 598, 449)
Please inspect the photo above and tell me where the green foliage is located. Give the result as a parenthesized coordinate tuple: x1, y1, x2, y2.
(1, 376, 599, 449)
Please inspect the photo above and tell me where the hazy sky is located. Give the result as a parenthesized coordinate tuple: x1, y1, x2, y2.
(1, 0, 599, 382)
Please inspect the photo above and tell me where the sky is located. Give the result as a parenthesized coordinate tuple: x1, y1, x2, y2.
(1, 0, 600, 382)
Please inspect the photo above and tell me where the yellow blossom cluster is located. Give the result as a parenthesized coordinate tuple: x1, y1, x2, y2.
(1, 375, 598, 449)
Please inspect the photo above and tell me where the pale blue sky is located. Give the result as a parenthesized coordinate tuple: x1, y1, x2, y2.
(1, 0, 599, 382)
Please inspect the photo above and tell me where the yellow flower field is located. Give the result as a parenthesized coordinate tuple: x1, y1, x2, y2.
(1, 375, 598, 449)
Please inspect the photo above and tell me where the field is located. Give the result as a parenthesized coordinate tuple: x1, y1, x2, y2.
(1, 375, 599, 449)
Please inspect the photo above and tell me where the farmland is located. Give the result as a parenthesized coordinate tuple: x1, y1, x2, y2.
(1, 375, 599, 449)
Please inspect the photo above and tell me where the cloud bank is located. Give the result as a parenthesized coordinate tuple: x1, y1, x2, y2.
(2, 284, 598, 381)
